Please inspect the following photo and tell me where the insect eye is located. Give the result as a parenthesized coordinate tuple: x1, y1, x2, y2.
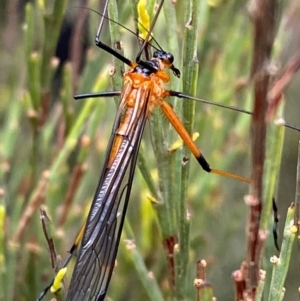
(166, 53, 174, 64)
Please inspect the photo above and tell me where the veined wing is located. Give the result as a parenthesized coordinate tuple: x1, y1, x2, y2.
(66, 80, 151, 301)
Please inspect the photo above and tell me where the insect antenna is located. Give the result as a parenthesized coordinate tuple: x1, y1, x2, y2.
(135, 0, 166, 61)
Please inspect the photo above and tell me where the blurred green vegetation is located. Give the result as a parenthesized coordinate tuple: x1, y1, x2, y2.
(0, 0, 299, 300)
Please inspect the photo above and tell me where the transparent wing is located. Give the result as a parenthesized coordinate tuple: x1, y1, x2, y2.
(66, 88, 149, 301)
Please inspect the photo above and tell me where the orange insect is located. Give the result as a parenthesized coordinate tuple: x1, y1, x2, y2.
(37, 1, 250, 300)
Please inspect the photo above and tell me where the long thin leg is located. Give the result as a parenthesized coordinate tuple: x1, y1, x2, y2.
(74, 91, 121, 100)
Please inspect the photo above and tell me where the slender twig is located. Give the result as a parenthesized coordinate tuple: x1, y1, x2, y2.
(245, 0, 278, 298)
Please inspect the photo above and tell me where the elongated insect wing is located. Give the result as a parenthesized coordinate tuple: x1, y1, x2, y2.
(66, 89, 150, 301)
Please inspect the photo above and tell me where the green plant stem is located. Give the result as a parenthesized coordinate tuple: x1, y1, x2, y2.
(61, 63, 74, 135)
(268, 205, 296, 301)
(173, 0, 200, 298)
(261, 117, 285, 231)
(124, 220, 165, 301)
(295, 139, 300, 237)
(108, 0, 124, 100)
(41, 0, 68, 90)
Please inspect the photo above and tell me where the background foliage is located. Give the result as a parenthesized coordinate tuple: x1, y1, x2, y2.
(0, 0, 300, 300)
